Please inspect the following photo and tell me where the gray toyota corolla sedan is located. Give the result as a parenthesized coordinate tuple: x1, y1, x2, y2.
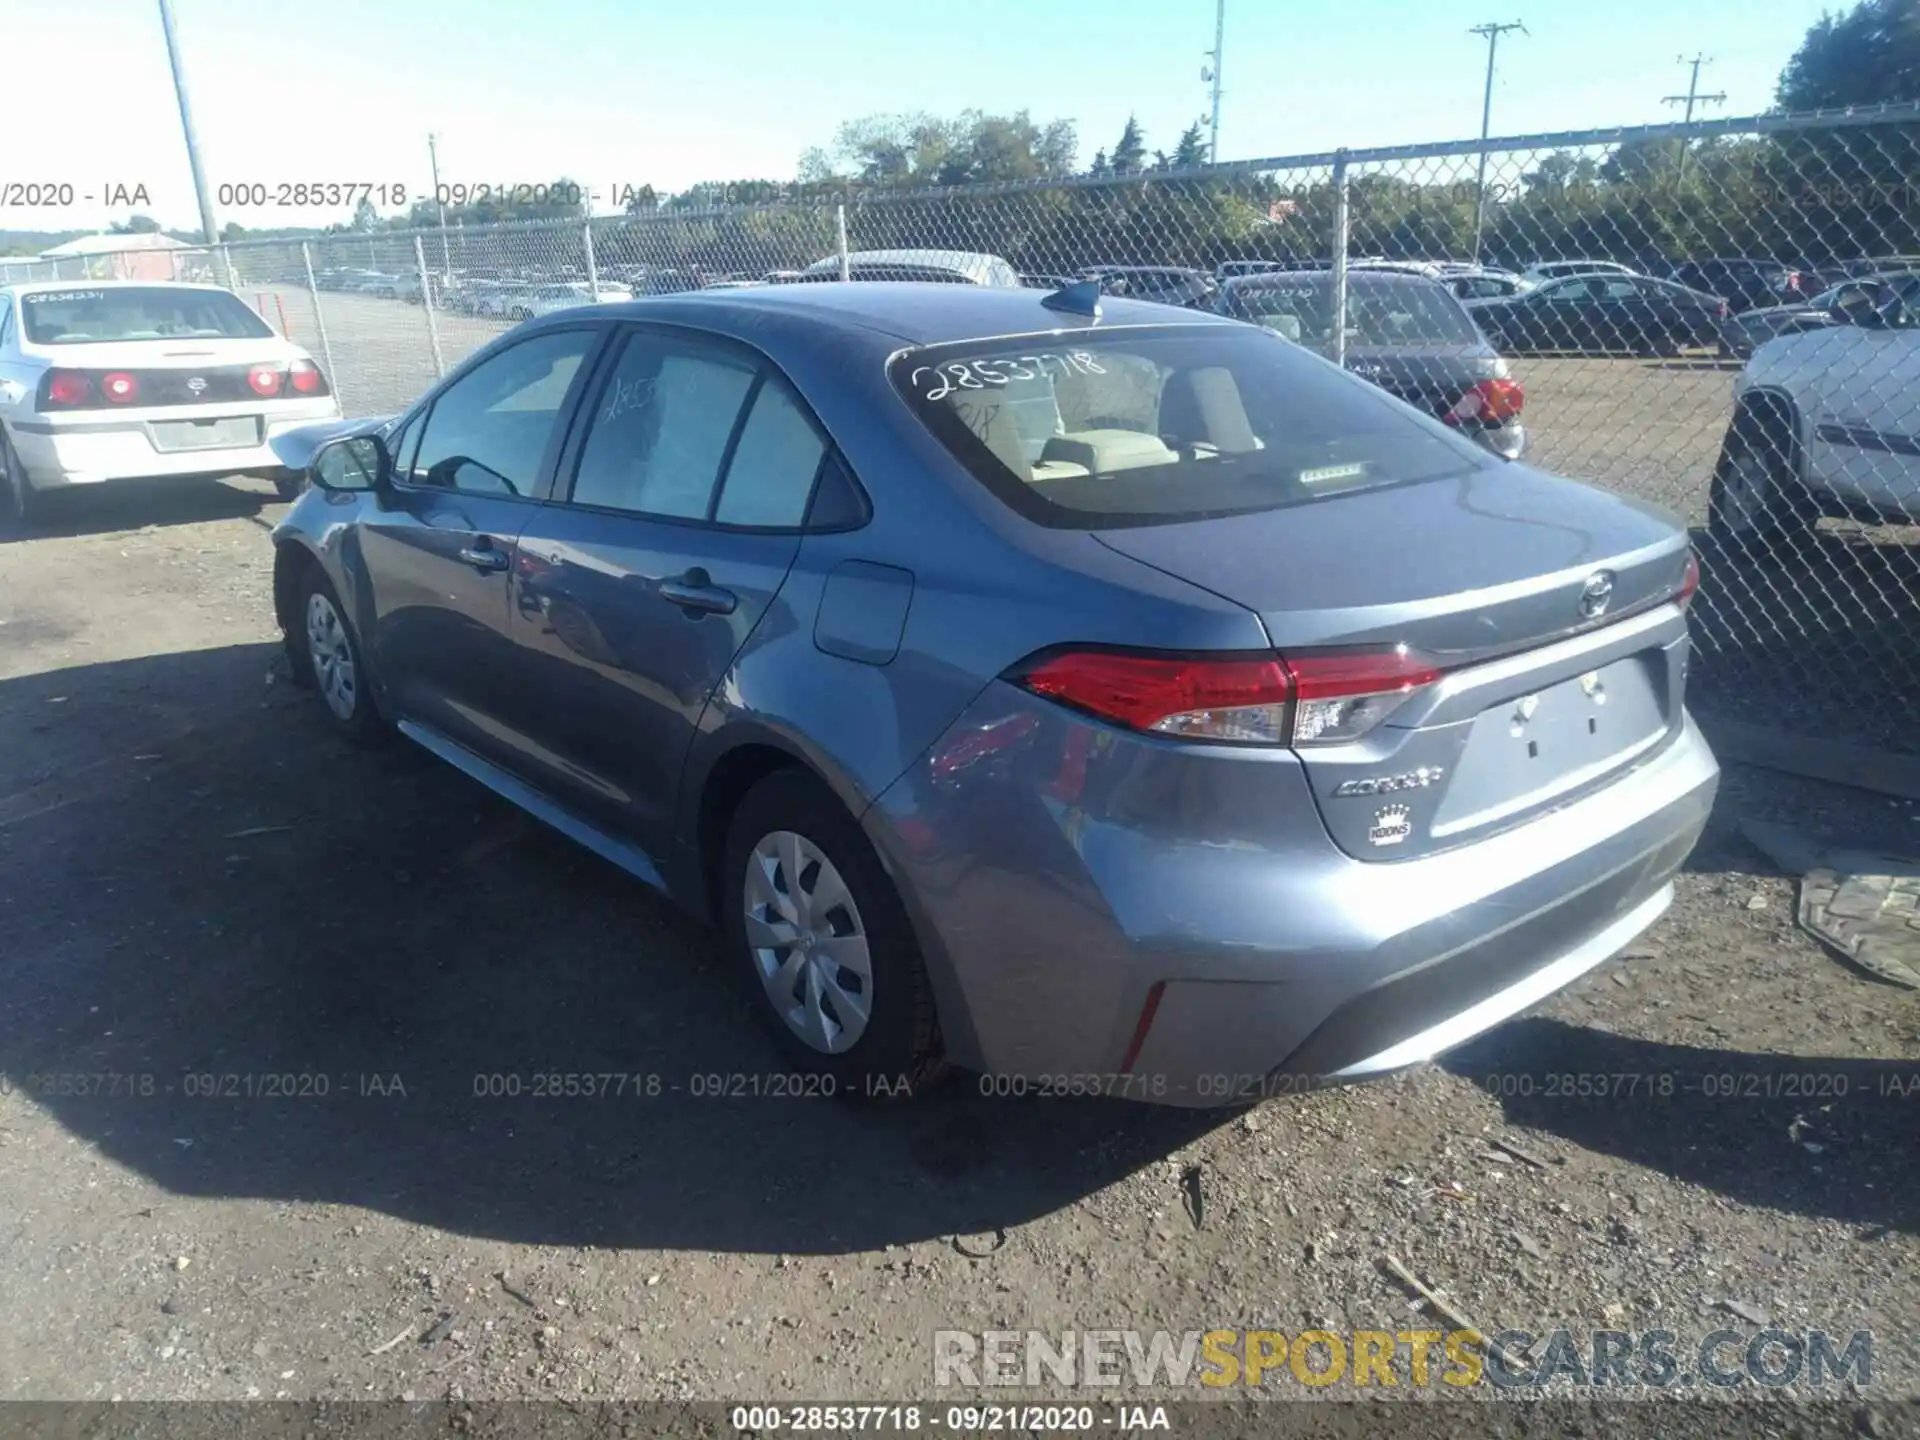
(268, 282, 1717, 1107)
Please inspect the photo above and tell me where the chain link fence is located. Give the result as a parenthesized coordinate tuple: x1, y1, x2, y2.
(31, 103, 1920, 755)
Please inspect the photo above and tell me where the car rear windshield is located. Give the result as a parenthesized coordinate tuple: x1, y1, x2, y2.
(21, 287, 274, 345)
(1219, 277, 1482, 348)
(890, 324, 1487, 529)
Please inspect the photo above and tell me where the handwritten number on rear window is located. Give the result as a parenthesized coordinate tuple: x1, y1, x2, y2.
(910, 351, 1108, 402)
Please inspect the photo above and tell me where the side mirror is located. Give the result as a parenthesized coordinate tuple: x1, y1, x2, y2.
(311, 434, 389, 493)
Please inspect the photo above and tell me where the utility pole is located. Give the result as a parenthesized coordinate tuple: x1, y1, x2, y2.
(427, 133, 451, 275)
(1662, 54, 1726, 180)
(1469, 19, 1527, 265)
(1201, 0, 1226, 163)
(155, 0, 222, 275)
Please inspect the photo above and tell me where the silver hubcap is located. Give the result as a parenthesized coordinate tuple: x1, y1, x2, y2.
(304, 592, 358, 721)
(744, 830, 872, 1054)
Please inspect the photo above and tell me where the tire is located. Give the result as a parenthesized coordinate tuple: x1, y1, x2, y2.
(1, 430, 41, 530)
(722, 770, 942, 1098)
(1706, 408, 1817, 555)
(291, 565, 387, 744)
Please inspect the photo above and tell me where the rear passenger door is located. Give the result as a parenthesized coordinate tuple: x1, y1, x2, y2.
(505, 325, 840, 853)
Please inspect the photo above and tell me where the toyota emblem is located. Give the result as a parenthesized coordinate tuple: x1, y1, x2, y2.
(1579, 570, 1616, 620)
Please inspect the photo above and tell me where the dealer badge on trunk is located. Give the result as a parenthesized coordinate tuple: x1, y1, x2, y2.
(1368, 804, 1414, 847)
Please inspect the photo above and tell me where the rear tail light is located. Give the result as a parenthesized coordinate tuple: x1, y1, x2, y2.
(1675, 551, 1700, 610)
(1286, 648, 1445, 745)
(101, 371, 139, 404)
(247, 365, 284, 397)
(42, 370, 91, 408)
(1445, 376, 1525, 426)
(1016, 650, 1294, 744)
(1010, 644, 1442, 748)
(288, 358, 329, 395)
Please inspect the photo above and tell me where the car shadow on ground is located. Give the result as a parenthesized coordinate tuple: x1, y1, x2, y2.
(1443, 1017, 1919, 1233)
(0, 476, 282, 544)
(1689, 523, 1920, 754)
(0, 642, 1217, 1256)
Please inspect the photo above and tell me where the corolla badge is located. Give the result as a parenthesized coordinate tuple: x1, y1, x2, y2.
(1578, 570, 1616, 620)
(1333, 766, 1445, 798)
(1368, 804, 1414, 847)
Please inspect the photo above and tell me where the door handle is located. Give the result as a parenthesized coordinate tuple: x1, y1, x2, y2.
(458, 539, 510, 573)
(659, 569, 737, 616)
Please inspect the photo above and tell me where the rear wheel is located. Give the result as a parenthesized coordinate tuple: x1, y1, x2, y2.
(1, 432, 40, 529)
(723, 771, 942, 1098)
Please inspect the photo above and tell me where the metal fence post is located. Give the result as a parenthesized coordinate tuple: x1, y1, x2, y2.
(835, 203, 851, 280)
(415, 234, 445, 378)
(217, 243, 235, 290)
(583, 219, 600, 300)
(301, 241, 344, 414)
(1330, 149, 1350, 371)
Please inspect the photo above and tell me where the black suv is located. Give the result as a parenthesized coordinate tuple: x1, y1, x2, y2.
(1667, 258, 1820, 313)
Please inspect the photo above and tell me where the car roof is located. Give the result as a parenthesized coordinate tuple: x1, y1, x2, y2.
(535, 281, 1243, 346)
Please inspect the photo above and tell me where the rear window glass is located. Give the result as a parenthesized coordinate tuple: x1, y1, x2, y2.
(21, 287, 274, 344)
(890, 324, 1487, 529)
(1220, 277, 1481, 348)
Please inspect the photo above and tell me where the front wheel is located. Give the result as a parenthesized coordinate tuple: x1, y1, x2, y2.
(723, 771, 942, 1098)
(292, 566, 387, 743)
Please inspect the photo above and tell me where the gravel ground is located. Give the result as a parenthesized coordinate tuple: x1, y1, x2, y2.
(0, 476, 1916, 1432)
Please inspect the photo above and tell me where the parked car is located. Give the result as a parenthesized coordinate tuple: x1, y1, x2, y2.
(1709, 270, 1920, 543)
(1519, 259, 1640, 285)
(0, 280, 339, 520)
(1468, 273, 1729, 356)
(799, 250, 1022, 287)
(1216, 270, 1527, 460)
(1717, 272, 1920, 359)
(1667, 258, 1821, 314)
(265, 284, 1714, 1102)
(1017, 273, 1081, 290)
(1077, 266, 1218, 309)
(1832, 255, 1920, 280)
(1438, 267, 1533, 301)
(504, 283, 615, 321)
(1214, 260, 1293, 280)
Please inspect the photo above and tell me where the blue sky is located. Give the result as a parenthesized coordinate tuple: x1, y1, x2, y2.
(14, 0, 1835, 233)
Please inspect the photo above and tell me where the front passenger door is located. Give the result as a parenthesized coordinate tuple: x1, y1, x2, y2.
(358, 325, 604, 764)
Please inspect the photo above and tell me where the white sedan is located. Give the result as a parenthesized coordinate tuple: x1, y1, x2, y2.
(0, 280, 342, 522)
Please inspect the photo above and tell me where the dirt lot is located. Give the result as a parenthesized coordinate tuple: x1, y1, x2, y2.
(0, 474, 1917, 1429)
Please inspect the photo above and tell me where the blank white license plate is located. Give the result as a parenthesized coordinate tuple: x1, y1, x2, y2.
(151, 416, 261, 452)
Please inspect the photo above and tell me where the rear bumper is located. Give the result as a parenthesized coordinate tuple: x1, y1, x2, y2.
(865, 689, 1717, 1108)
(11, 400, 341, 488)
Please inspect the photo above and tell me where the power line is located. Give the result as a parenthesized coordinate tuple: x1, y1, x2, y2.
(1469, 20, 1527, 263)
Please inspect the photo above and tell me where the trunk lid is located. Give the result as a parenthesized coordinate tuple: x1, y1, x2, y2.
(1094, 466, 1694, 860)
